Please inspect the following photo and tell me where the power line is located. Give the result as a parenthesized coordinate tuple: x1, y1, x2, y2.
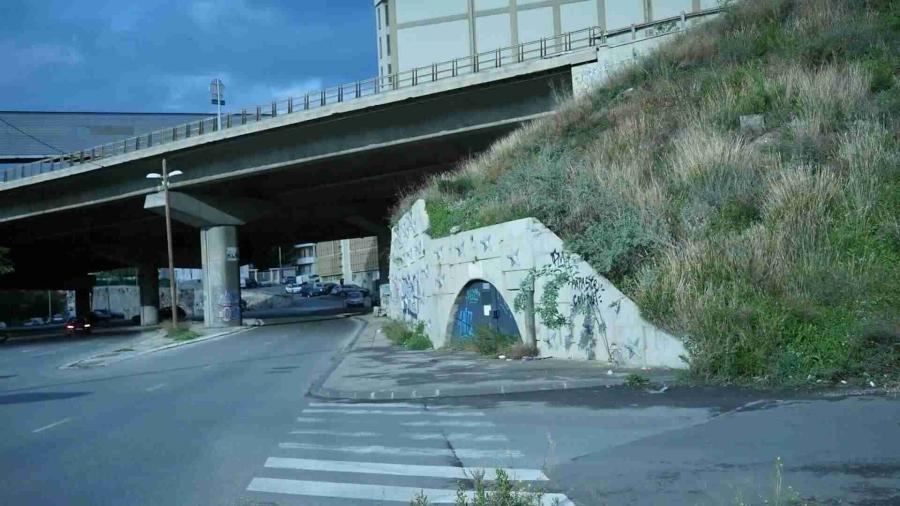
(0, 115, 67, 155)
(0, 115, 104, 172)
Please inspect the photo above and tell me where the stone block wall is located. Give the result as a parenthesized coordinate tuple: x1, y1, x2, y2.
(389, 199, 686, 368)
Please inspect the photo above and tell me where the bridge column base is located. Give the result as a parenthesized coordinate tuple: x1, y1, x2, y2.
(138, 264, 160, 326)
(201, 225, 241, 328)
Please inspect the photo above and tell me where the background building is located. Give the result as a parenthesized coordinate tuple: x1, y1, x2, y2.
(374, 0, 720, 76)
(315, 237, 381, 290)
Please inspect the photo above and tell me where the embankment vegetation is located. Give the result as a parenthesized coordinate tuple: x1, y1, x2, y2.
(392, 0, 900, 385)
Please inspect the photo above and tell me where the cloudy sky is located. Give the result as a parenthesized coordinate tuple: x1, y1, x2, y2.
(0, 0, 375, 113)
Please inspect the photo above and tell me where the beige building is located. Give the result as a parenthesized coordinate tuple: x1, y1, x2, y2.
(374, 0, 719, 76)
(313, 237, 381, 290)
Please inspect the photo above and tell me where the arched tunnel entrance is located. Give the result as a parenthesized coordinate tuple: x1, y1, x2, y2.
(448, 280, 520, 344)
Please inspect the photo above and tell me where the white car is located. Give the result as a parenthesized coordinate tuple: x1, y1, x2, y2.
(284, 283, 303, 294)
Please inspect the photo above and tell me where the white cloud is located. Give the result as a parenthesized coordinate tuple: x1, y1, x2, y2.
(0, 41, 83, 83)
(189, 0, 277, 31)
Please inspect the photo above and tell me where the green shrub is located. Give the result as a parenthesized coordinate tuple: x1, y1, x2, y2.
(624, 373, 651, 389)
(409, 468, 544, 506)
(168, 328, 201, 342)
(383, 320, 433, 350)
(472, 325, 517, 356)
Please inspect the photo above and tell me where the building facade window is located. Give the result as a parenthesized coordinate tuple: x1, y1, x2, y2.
(384, 4, 390, 26)
(386, 34, 391, 56)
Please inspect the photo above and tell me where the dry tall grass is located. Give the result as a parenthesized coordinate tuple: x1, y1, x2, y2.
(392, 0, 900, 383)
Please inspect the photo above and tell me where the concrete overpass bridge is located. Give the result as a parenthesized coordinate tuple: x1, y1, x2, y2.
(0, 11, 721, 327)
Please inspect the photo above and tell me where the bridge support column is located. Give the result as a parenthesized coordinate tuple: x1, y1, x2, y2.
(138, 264, 160, 326)
(377, 230, 391, 285)
(201, 225, 241, 328)
(73, 279, 93, 319)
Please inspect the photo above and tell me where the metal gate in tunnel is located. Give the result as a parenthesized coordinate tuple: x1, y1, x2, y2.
(450, 280, 520, 343)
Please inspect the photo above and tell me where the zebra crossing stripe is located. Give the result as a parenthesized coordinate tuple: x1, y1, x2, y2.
(402, 420, 495, 427)
(247, 478, 573, 505)
(409, 433, 509, 442)
(289, 429, 379, 437)
(278, 442, 523, 459)
(264, 457, 548, 481)
(301, 408, 485, 417)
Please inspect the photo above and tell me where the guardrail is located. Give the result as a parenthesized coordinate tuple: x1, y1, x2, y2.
(1, 7, 722, 184)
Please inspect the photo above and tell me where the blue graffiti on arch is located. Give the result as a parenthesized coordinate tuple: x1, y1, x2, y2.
(456, 307, 474, 338)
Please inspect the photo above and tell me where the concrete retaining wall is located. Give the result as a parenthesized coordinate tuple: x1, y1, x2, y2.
(389, 200, 686, 369)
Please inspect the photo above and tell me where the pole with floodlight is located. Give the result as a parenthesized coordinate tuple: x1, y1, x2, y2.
(146, 160, 184, 330)
(210, 79, 225, 131)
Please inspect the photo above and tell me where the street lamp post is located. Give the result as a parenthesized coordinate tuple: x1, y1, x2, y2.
(147, 159, 184, 330)
(210, 79, 225, 131)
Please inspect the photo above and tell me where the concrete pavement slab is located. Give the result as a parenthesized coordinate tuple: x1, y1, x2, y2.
(309, 316, 679, 400)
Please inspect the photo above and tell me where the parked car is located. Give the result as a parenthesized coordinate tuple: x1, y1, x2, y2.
(50, 314, 66, 324)
(284, 283, 304, 295)
(240, 278, 259, 289)
(24, 317, 45, 327)
(298, 284, 315, 297)
(65, 317, 91, 335)
(91, 309, 112, 321)
(0, 321, 6, 329)
(318, 283, 336, 296)
(159, 306, 187, 321)
(331, 284, 370, 297)
(343, 291, 366, 308)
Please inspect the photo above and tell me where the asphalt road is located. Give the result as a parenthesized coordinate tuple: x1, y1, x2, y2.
(1, 318, 897, 505)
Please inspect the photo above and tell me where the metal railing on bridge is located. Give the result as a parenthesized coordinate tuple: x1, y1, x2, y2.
(1, 7, 722, 184)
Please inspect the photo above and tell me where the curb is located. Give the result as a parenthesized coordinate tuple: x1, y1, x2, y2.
(308, 377, 622, 401)
(130, 326, 252, 357)
(61, 325, 253, 369)
(306, 317, 371, 398)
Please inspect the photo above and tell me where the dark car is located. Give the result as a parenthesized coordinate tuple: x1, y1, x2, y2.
(50, 314, 66, 324)
(65, 317, 92, 335)
(130, 306, 187, 324)
(332, 284, 370, 298)
(315, 283, 336, 297)
(159, 306, 187, 321)
(343, 291, 366, 308)
(91, 309, 112, 321)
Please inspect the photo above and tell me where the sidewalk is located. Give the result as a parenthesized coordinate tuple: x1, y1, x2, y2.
(62, 322, 251, 369)
(310, 316, 680, 400)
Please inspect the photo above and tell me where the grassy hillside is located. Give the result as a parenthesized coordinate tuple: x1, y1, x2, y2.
(391, 0, 900, 385)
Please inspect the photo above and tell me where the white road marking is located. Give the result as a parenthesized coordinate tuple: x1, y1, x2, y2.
(306, 402, 422, 409)
(247, 478, 572, 505)
(32, 417, 72, 433)
(289, 430, 379, 437)
(409, 433, 509, 442)
(301, 408, 484, 417)
(145, 383, 166, 392)
(264, 457, 547, 481)
(402, 420, 496, 428)
(295, 417, 325, 423)
(201, 364, 214, 370)
(277, 442, 522, 459)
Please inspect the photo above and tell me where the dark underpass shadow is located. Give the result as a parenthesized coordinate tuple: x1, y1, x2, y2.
(0, 391, 90, 405)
